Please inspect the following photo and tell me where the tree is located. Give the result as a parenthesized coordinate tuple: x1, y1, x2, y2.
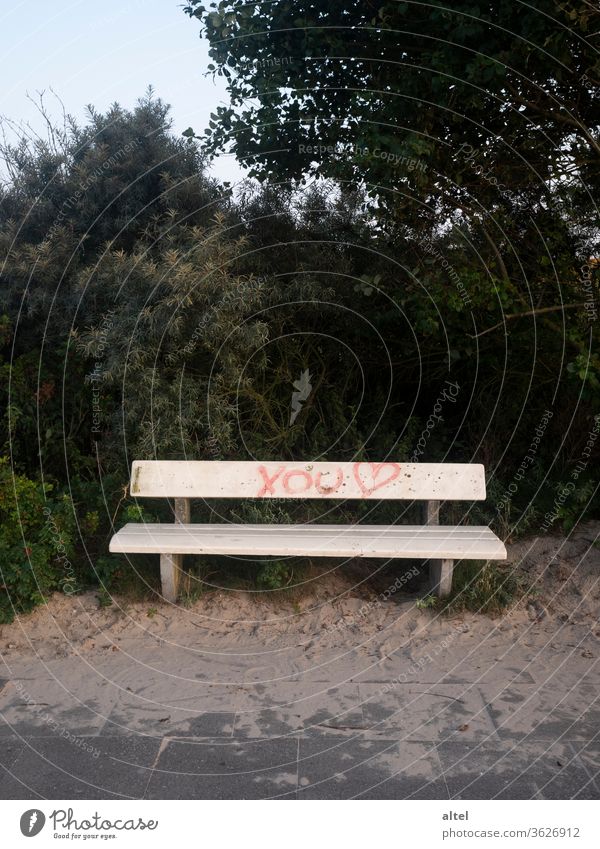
(184, 0, 600, 520)
(0, 93, 224, 480)
(184, 1, 599, 221)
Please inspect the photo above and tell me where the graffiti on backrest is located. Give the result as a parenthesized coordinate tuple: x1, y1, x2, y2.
(256, 462, 401, 497)
(354, 462, 401, 495)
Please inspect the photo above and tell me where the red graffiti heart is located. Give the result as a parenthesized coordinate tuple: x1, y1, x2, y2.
(353, 462, 401, 497)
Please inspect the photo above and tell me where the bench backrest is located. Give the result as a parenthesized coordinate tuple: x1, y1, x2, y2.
(130, 461, 486, 500)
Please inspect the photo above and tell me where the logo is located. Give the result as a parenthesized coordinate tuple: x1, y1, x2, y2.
(20, 810, 46, 837)
(289, 368, 312, 425)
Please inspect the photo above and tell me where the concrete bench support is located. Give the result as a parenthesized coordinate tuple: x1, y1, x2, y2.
(422, 499, 454, 597)
(429, 558, 454, 597)
(160, 497, 190, 603)
(160, 553, 182, 604)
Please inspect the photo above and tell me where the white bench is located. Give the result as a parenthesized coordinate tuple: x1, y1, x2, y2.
(109, 460, 506, 603)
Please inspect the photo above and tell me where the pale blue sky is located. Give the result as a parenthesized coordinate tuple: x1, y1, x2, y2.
(0, 0, 243, 182)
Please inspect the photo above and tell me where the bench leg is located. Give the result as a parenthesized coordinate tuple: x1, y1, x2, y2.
(430, 559, 453, 597)
(160, 553, 182, 603)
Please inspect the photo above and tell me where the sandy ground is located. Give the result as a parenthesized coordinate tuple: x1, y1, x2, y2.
(0, 523, 598, 799)
(1, 522, 598, 664)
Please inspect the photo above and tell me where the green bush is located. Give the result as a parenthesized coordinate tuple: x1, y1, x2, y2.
(256, 559, 294, 590)
(0, 458, 77, 623)
(86, 499, 162, 602)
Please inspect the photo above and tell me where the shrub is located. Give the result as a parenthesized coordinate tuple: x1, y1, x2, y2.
(86, 499, 162, 602)
(0, 458, 77, 623)
(256, 559, 294, 590)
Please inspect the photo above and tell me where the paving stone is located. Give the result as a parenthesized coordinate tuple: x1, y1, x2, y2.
(234, 682, 364, 738)
(168, 711, 235, 738)
(297, 733, 448, 800)
(102, 695, 235, 738)
(146, 737, 298, 799)
(105, 674, 243, 713)
(358, 682, 498, 744)
(0, 674, 116, 739)
(479, 680, 600, 742)
(562, 741, 600, 798)
(0, 737, 30, 798)
(0, 735, 160, 799)
(1, 623, 598, 800)
(437, 739, 599, 800)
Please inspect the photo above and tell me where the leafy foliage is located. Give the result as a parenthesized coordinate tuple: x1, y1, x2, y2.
(256, 559, 294, 590)
(183, 0, 600, 533)
(0, 457, 77, 622)
(184, 1, 600, 218)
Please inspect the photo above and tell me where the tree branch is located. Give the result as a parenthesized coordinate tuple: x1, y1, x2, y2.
(471, 303, 588, 338)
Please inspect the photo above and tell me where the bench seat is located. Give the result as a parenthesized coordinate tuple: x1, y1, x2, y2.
(110, 523, 507, 560)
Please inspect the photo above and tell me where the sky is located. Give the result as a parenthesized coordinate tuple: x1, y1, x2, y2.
(0, 0, 243, 183)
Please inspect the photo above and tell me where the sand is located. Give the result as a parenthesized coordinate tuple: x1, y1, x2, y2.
(1, 522, 598, 671)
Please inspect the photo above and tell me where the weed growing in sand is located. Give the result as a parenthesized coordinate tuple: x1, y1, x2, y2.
(441, 560, 523, 616)
(179, 583, 207, 607)
(416, 594, 438, 610)
(178, 560, 218, 606)
(96, 589, 113, 608)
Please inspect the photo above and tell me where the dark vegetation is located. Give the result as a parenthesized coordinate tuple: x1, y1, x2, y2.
(1, 1, 599, 621)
